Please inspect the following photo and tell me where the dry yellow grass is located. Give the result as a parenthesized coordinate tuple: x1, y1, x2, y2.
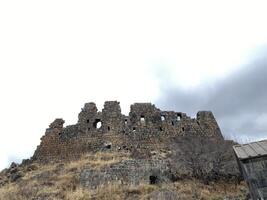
(67, 151, 131, 170)
(0, 152, 248, 200)
(65, 181, 247, 200)
(0, 178, 248, 200)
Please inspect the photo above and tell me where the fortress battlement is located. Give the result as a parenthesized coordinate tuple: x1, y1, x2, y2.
(32, 101, 223, 162)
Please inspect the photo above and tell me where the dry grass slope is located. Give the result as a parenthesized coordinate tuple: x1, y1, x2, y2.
(0, 152, 248, 200)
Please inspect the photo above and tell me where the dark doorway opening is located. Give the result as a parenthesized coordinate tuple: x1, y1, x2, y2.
(149, 175, 158, 184)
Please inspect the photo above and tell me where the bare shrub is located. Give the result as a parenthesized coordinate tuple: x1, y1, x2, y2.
(170, 134, 241, 184)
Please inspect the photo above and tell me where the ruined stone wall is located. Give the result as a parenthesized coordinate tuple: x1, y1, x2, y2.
(32, 101, 224, 163)
(80, 159, 171, 188)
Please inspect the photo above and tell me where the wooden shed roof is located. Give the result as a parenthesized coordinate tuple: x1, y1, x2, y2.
(233, 140, 267, 160)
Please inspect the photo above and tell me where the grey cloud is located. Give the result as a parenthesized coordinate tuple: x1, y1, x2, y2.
(155, 50, 267, 143)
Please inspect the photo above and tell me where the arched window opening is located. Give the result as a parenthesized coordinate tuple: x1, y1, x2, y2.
(93, 119, 102, 129)
(161, 115, 165, 121)
(140, 115, 145, 123)
(177, 114, 182, 121)
(96, 121, 102, 129)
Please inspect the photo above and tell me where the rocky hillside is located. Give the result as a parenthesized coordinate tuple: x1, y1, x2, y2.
(0, 136, 249, 200)
(0, 102, 250, 199)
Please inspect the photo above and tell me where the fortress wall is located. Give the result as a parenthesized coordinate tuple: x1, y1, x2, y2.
(32, 101, 223, 162)
(80, 159, 171, 188)
(197, 111, 224, 139)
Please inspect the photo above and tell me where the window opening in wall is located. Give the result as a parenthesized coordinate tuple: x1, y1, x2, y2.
(133, 127, 136, 132)
(177, 116, 181, 121)
(96, 121, 102, 129)
(108, 126, 110, 131)
(140, 115, 145, 123)
(125, 119, 128, 124)
(149, 175, 158, 184)
(159, 127, 163, 131)
(88, 128, 90, 131)
(182, 127, 185, 131)
(172, 121, 175, 126)
(87, 119, 90, 123)
(93, 119, 102, 129)
(161, 115, 165, 121)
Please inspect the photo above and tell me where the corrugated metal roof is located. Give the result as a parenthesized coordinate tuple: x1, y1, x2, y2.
(233, 140, 267, 160)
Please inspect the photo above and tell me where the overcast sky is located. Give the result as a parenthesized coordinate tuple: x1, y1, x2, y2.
(1, 0, 267, 170)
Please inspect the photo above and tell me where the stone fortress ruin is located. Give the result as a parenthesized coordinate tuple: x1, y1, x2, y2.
(0, 99, 249, 200)
(32, 101, 223, 163)
(31, 101, 232, 188)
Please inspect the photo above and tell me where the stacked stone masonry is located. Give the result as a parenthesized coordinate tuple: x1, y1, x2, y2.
(32, 101, 223, 163)
(80, 159, 172, 188)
